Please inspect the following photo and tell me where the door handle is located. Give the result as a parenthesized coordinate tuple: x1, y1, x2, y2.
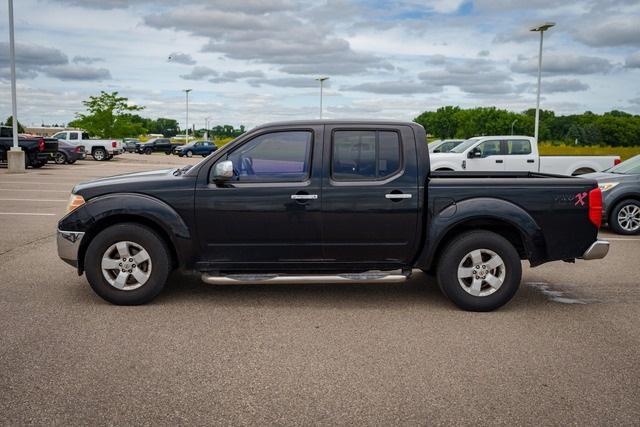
(290, 194, 318, 200)
(495, 159, 504, 164)
(385, 193, 412, 200)
(527, 159, 535, 163)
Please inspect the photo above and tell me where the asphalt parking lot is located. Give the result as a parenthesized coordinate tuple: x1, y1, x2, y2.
(1, 154, 639, 425)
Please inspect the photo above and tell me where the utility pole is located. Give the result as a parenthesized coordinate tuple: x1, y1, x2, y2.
(511, 119, 518, 135)
(7, 0, 25, 173)
(315, 77, 329, 119)
(530, 22, 555, 143)
(183, 89, 192, 142)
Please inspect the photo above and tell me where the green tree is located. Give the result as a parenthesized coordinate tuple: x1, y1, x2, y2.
(70, 91, 145, 138)
(4, 116, 25, 133)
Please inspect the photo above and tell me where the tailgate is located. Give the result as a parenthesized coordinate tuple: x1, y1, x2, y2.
(44, 138, 58, 154)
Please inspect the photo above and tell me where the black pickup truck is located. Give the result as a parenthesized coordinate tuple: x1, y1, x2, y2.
(0, 126, 58, 168)
(135, 138, 181, 155)
(57, 120, 609, 311)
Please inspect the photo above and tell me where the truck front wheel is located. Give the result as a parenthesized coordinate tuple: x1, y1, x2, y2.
(84, 223, 172, 305)
(437, 230, 522, 311)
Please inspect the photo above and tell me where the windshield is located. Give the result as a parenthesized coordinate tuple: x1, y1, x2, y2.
(450, 137, 481, 153)
(606, 155, 640, 174)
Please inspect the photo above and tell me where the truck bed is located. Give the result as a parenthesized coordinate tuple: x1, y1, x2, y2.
(426, 171, 599, 264)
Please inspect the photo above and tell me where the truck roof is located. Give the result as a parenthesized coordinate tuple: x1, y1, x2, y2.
(254, 119, 423, 130)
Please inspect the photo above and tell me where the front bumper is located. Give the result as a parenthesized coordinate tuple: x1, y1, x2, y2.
(580, 240, 610, 260)
(57, 229, 85, 268)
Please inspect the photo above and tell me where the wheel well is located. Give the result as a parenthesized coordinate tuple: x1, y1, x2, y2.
(77, 214, 178, 273)
(435, 168, 454, 171)
(91, 146, 106, 152)
(430, 219, 527, 269)
(571, 167, 595, 176)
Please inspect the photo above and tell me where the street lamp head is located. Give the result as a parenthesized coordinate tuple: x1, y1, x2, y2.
(183, 88, 192, 93)
(530, 22, 555, 32)
(316, 76, 329, 82)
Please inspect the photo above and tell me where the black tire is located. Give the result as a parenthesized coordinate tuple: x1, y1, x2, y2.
(145, 148, 152, 155)
(610, 199, 640, 235)
(67, 159, 76, 165)
(185, 150, 193, 158)
(436, 230, 522, 312)
(93, 148, 107, 161)
(84, 223, 172, 305)
(53, 151, 67, 165)
(32, 160, 46, 168)
(165, 151, 171, 155)
(106, 154, 113, 161)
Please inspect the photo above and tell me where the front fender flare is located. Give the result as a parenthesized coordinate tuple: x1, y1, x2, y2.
(59, 193, 192, 271)
(414, 197, 547, 270)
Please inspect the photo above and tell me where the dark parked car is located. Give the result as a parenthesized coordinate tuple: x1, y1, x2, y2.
(174, 140, 217, 157)
(57, 120, 608, 311)
(123, 138, 139, 153)
(0, 126, 58, 168)
(52, 139, 86, 164)
(135, 138, 180, 155)
(584, 154, 640, 235)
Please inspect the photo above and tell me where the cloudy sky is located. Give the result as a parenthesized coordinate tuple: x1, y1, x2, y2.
(1, 0, 639, 129)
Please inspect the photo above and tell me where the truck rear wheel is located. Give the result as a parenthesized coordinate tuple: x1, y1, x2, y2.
(437, 230, 522, 311)
(93, 148, 107, 161)
(84, 223, 171, 305)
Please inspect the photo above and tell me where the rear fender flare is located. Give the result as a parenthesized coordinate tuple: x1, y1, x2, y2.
(414, 197, 547, 269)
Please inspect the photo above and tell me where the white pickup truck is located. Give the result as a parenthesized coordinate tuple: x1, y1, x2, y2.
(430, 136, 620, 176)
(51, 130, 123, 161)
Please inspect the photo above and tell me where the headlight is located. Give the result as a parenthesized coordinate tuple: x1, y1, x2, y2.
(598, 182, 619, 192)
(66, 194, 85, 213)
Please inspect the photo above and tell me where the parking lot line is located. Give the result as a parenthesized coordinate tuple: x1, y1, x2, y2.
(0, 188, 69, 193)
(0, 212, 56, 216)
(606, 237, 640, 241)
(0, 181, 78, 185)
(0, 198, 67, 202)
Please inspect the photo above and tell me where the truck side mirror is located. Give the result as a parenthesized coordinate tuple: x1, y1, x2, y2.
(212, 160, 234, 181)
(468, 148, 481, 159)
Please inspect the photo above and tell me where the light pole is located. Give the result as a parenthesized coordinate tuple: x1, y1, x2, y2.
(511, 119, 518, 135)
(7, 0, 25, 173)
(530, 22, 555, 143)
(183, 89, 192, 142)
(315, 76, 329, 119)
(204, 116, 211, 140)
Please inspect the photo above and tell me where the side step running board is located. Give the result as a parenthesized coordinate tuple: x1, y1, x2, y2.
(201, 270, 410, 285)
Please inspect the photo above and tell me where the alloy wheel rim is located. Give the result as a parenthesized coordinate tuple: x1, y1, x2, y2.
(94, 150, 104, 160)
(101, 241, 152, 291)
(54, 152, 65, 164)
(618, 205, 640, 232)
(457, 248, 506, 297)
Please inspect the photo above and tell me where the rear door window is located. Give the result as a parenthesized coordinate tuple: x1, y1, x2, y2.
(506, 140, 532, 155)
(332, 130, 401, 181)
(69, 133, 78, 141)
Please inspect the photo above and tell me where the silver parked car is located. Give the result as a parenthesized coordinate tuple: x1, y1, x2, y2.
(583, 154, 640, 235)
